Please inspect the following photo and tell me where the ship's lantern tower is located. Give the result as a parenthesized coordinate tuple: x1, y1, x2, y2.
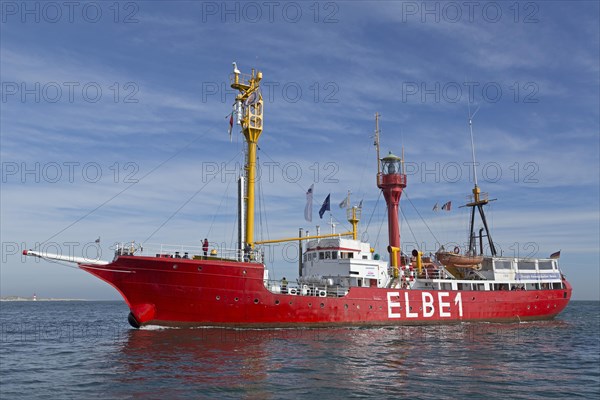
(377, 151, 407, 269)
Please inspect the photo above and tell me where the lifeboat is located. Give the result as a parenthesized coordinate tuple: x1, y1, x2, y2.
(435, 248, 483, 269)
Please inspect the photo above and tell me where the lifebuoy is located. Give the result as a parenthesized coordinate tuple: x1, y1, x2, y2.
(453, 246, 460, 254)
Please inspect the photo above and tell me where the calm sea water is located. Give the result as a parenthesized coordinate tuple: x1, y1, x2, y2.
(1, 301, 598, 399)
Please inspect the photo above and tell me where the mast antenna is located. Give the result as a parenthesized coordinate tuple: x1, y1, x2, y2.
(374, 112, 381, 180)
(463, 104, 497, 256)
(468, 103, 480, 188)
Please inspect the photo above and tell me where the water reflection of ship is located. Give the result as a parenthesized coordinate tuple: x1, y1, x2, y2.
(117, 329, 268, 392)
(117, 328, 341, 396)
(114, 321, 572, 396)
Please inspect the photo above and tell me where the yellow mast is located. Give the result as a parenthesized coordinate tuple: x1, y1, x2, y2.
(229, 63, 362, 254)
(230, 63, 263, 250)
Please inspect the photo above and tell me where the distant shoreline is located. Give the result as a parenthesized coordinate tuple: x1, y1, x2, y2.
(1, 296, 88, 302)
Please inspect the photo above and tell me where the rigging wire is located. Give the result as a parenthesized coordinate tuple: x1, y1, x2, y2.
(256, 154, 264, 242)
(207, 176, 233, 239)
(258, 163, 270, 243)
(258, 146, 353, 233)
(356, 135, 375, 205)
(363, 191, 382, 234)
(374, 206, 387, 254)
(35, 118, 231, 249)
(256, 152, 271, 244)
(402, 190, 441, 245)
(399, 206, 419, 247)
(143, 150, 244, 243)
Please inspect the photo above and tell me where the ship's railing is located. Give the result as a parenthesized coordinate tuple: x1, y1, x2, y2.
(418, 264, 456, 280)
(114, 242, 263, 263)
(437, 265, 456, 279)
(463, 268, 487, 280)
(265, 280, 348, 297)
(467, 192, 489, 203)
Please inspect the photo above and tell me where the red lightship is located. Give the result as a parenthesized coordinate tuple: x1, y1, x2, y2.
(24, 64, 571, 327)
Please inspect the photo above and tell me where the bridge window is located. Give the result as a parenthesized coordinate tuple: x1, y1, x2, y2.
(325, 251, 331, 259)
(332, 252, 338, 259)
(494, 260, 512, 270)
(538, 260, 553, 270)
(519, 261, 536, 270)
(319, 252, 325, 260)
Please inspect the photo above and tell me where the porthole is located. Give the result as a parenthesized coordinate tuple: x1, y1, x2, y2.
(472, 297, 475, 301)
(197, 266, 202, 271)
(216, 295, 220, 300)
(527, 305, 531, 310)
(308, 303, 312, 308)
(275, 300, 280, 305)
(369, 305, 373, 310)
(320, 303, 325, 308)
(289, 301, 293, 305)
(356, 304, 360, 309)
(344, 304, 348, 309)
(409, 306, 413, 311)
(243, 270, 247, 275)
(419, 307, 422, 311)
(234, 297, 239, 302)
(254, 298, 259, 304)
(173, 264, 178, 269)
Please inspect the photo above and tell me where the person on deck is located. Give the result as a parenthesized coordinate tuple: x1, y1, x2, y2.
(203, 238, 209, 257)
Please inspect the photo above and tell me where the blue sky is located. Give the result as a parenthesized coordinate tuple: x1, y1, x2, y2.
(1, 1, 598, 300)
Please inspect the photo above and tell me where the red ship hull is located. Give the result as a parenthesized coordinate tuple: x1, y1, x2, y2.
(81, 256, 572, 327)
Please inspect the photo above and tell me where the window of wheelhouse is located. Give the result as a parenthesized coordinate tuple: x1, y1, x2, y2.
(319, 252, 325, 260)
(332, 251, 338, 259)
(538, 260, 554, 270)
